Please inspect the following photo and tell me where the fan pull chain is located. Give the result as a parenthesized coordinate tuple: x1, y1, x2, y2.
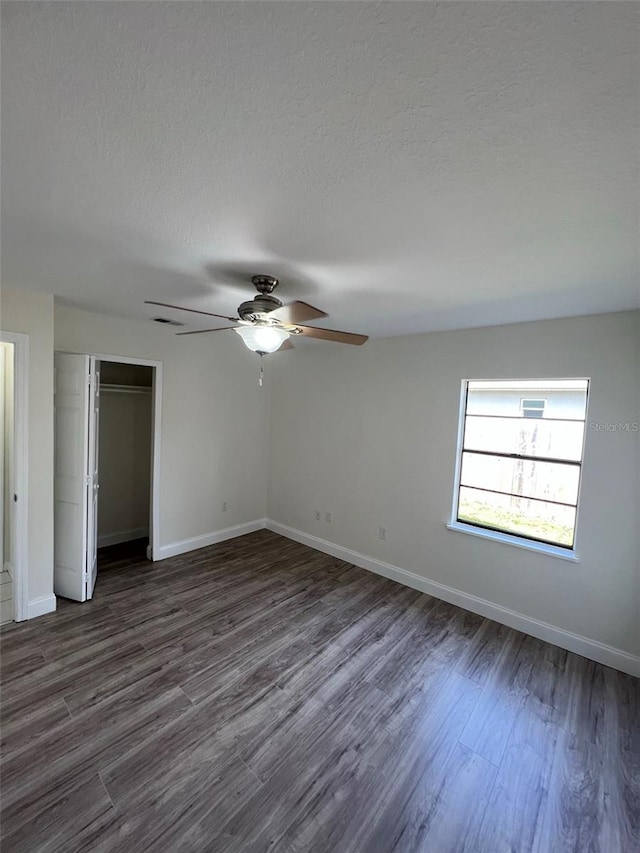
(259, 356, 264, 387)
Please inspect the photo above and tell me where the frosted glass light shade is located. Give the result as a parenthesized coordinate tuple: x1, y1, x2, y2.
(235, 325, 289, 353)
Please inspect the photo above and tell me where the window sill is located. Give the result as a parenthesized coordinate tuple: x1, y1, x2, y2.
(446, 521, 580, 562)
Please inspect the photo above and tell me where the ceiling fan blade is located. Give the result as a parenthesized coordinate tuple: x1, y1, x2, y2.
(144, 300, 238, 322)
(268, 301, 328, 325)
(294, 325, 368, 345)
(277, 338, 294, 351)
(175, 326, 237, 336)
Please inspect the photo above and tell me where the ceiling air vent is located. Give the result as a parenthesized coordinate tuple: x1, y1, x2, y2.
(152, 317, 184, 327)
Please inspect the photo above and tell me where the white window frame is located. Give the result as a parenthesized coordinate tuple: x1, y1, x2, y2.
(447, 378, 590, 561)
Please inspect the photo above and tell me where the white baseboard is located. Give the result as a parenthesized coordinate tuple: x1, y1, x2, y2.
(98, 527, 149, 549)
(155, 519, 267, 561)
(265, 519, 640, 678)
(27, 594, 57, 620)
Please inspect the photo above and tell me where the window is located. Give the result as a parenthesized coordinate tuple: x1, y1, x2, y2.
(452, 379, 589, 550)
(521, 398, 546, 418)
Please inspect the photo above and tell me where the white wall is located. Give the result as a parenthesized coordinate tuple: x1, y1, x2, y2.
(267, 311, 640, 661)
(98, 387, 152, 544)
(0, 288, 55, 606)
(55, 305, 270, 551)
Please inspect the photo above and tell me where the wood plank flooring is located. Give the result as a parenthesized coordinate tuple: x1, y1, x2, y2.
(0, 530, 638, 852)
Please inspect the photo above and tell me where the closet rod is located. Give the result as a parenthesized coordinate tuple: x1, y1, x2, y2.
(100, 383, 152, 395)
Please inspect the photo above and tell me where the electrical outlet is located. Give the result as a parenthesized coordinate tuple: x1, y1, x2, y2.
(378, 526, 387, 541)
(222, 501, 228, 512)
(315, 509, 321, 521)
(325, 512, 332, 523)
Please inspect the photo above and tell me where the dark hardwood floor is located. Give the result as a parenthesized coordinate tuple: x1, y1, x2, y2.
(1, 530, 638, 852)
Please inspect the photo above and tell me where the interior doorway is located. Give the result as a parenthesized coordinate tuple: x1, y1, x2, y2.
(54, 352, 161, 602)
(0, 342, 15, 624)
(0, 330, 28, 623)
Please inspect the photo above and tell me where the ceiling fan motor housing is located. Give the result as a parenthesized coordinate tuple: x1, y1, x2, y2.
(238, 275, 283, 321)
(238, 294, 282, 322)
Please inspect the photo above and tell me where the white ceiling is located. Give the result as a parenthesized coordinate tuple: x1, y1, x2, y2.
(2, 2, 638, 337)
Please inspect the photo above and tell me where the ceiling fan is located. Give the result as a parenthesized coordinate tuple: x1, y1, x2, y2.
(145, 274, 368, 355)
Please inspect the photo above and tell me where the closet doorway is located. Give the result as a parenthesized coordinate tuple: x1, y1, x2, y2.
(98, 361, 153, 559)
(54, 352, 161, 602)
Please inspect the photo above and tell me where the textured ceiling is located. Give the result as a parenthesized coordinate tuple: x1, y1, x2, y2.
(1, 1, 638, 337)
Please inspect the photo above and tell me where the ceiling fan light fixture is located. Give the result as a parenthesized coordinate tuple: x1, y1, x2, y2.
(234, 325, 290, 353)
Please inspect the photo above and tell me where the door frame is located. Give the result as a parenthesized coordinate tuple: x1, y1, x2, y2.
(0, 331, 29, 622)
(56, 351, 162, 561)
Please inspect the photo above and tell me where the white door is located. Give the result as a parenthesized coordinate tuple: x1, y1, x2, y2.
(54, 353, 99, 601)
